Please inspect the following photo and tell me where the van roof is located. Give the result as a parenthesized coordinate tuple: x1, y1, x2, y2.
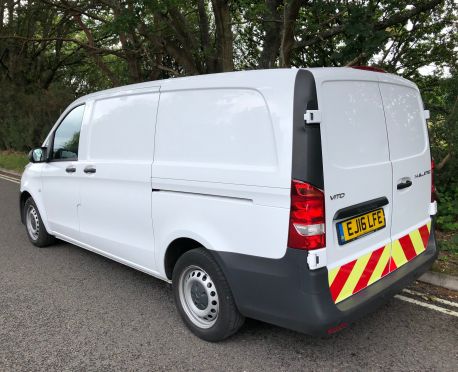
(74, 67, 417, 104)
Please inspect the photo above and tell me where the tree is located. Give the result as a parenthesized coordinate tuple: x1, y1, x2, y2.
(0, 0, 456, 151)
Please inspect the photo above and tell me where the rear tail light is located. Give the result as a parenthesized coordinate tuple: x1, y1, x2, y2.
(431, 160, 436, 202)
(288, 180, 326, 250)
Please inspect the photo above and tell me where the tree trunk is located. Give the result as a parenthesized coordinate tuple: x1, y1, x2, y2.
(211, 0, 233, 72)
(279, 0, 302, 67)
(259, 0, 282, 68)
(197, 0, 216, 73)
(163, 40, 200, 75)
(0, 1, 4, 29)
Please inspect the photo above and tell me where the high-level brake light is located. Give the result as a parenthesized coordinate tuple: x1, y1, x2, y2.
(351, 66, 386, 73)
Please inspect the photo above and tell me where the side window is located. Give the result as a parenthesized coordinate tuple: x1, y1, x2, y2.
(52, 105, 85, 161)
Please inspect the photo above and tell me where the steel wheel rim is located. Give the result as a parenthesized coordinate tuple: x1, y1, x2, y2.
(178, 265, 219, 329)
(26, 205, 40, 241)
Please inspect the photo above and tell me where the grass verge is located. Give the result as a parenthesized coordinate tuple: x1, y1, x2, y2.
(433, 230, 458, 277)
(0, 151, 28, 173)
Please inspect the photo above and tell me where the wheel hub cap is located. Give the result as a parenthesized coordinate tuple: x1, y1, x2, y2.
(179, 266, 220, 328)
(26, 205, 40, 241)
(191, 281, 208, 310)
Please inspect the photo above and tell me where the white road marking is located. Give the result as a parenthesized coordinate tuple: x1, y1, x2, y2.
(403, 289, 458, 309)
(0, 174, 20, 184)
(395, 295, 458, 317)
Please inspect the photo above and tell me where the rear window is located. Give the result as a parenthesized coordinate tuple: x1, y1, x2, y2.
(379, 84, 427, 160)
(321, 81, 390, 167)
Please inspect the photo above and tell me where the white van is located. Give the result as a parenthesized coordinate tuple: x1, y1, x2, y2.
(21, 68, 438, 341)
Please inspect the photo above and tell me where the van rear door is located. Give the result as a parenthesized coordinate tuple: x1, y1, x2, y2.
(316, 71, 394, 304)
(379, 77, 432, 272)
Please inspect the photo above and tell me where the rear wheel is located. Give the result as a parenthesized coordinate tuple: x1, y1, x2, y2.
(172, 248, 244, 342)
(24, 197, 55, 247)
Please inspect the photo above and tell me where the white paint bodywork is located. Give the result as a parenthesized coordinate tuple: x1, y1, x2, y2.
(20, 68, 432, 283)
(312, 68, 432, 271)
(77, 89, 160, 272)
(312, 69, 393, 270)
(378, 77, 432, 245)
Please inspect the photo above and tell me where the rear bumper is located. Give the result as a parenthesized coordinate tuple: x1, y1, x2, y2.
(211, 224, 437, 336)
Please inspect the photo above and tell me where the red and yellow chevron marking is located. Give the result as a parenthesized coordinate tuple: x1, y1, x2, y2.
(328, 221, 431, 304)
(390, 221, 431, 272)
(328, 244, 391, 303)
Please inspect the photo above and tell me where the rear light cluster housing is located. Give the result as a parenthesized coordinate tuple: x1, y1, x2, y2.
(288, 180, 326, 250)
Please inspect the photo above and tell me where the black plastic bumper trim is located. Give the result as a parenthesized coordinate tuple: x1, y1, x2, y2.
(210, 221, 437, 336)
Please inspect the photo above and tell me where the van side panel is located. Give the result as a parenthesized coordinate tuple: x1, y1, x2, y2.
(151, 87, 294, 275)
(153, 89, 279, 185)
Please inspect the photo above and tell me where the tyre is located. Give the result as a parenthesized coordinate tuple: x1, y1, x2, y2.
(23, 197, 55, 247)
(172, 248, 245, 342)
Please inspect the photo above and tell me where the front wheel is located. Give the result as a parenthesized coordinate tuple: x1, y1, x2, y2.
(23, 197, 55, 247)
(172, 248, 244, 342)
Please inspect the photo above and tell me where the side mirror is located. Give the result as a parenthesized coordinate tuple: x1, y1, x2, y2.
(28, 147, 47, 163)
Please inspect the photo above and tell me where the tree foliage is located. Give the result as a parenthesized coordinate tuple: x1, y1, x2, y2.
(2, 1, 456, 87)
(0, 1, 456, 186)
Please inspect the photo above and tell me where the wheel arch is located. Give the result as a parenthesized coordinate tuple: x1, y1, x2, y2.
(164, 237, 205, 280)
(19, 188, 52, 232)
(19, 190, 32, 224)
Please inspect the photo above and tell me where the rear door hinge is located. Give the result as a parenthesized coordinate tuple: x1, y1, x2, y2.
(304, 110, 321, 124)
(307, 248, 327, 270)
(423, 110, 430, 120)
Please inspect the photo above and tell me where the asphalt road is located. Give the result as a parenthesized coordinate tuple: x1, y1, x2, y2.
(0, 177, 457, 371)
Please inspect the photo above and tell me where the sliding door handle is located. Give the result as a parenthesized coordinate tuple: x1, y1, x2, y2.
(84, 166, 96, 174)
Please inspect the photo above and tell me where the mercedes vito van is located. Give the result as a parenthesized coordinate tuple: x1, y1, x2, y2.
(21, 68, 438, 341)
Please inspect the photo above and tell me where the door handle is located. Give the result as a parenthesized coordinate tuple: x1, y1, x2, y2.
(65, 165, 76, 173)
(84, 166, 96, 174)
(397, 179, 412, 190)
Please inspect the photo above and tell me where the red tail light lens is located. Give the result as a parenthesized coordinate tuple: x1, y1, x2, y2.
(431, 160, 436, 202)
(288, 180, 326, 250)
